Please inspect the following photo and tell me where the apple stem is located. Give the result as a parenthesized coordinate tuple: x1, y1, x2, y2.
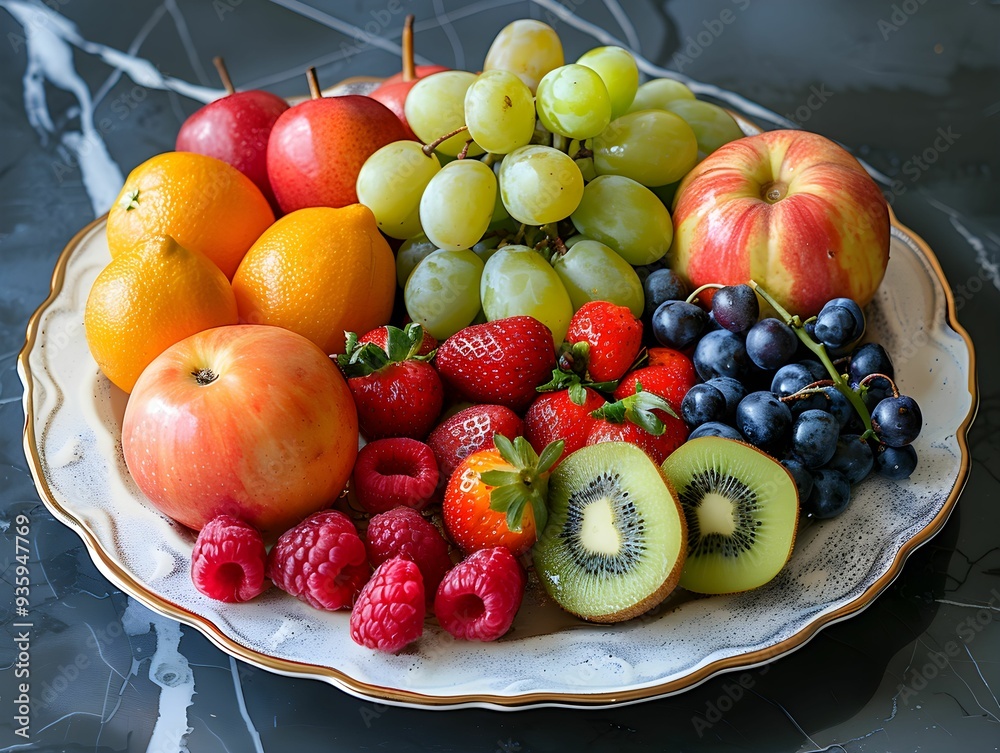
(192, 368, 219, 386)
(401, 14, 416, 82)
(421, 125, 469, 156)
(306, 67, 323, 100)
(213, 56, 236, 94)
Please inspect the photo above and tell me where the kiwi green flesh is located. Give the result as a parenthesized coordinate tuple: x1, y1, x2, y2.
(533, 442, 686, 623)
(660, 437, 799, 595)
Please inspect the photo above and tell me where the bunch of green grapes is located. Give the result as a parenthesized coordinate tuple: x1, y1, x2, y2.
(354, 18, 746, 343)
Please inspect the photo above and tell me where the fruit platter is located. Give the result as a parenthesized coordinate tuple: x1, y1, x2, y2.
(20, 18, 975, 708)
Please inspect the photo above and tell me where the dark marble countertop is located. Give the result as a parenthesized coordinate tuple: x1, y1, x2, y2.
(1, 1, 997, 750)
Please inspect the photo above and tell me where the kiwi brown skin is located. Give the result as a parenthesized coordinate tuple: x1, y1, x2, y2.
(668, 437, 800, 596)
(563, 469, 688, 625)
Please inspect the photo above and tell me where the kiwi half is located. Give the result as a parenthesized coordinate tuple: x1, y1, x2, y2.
(533, 442, 687, 623)
(660, 436, 799, 594)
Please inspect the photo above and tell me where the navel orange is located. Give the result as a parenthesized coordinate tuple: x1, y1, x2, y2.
(106, 152, 274, 279)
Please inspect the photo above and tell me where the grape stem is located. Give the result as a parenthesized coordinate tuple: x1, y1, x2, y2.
(571, 147, 593, 160)
(748, 279, 875, 438)
(778, 380, 836, 403)
(685, 283, 724, 306)
(422, 125, 469, 156)
(859, 372, 900, 398)
(457, 139, 473, 160)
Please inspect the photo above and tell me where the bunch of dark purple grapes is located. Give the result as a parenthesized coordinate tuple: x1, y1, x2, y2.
(645, 272, 922, 520)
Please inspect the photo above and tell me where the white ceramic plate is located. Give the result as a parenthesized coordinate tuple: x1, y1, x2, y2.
(20, 207, 975, 710)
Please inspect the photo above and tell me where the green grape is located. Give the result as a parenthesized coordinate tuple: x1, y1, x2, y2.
(535, 64, 612, 140)
(593, 110, 698, 186)
(405, 71, 484, 157)
(483, 19, 564, 93)
(498, 145, 585, 226)
(464, 70, 535, 155)
(396, 235, 439, 288)
(563, 234, 591, 248)
(570, 175, 673, 265)
(628, 78, 695, 113)
(665, 99, 745, 156)
(404, 248, 484, 339)
(575, 157, 597, 182)
(551, 240, 644, 316)
(356, 141, 441, 240)
(480, 244, 573, 346)
(576, 46, 639, 120)
(419, 159, 496, 251)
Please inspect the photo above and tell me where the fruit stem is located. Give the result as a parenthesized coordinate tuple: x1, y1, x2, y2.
(749, 279, 874, 437)
(401, 14, 416, 82)
(457, 139, 473, 160)
(421, 125, 469, 156)
(213, 56, 235, 94)
(859, 372, 900, 398)
(306, 67, 323, 100)
(192, 368, 218, 386)
(685, 283, 724, 306)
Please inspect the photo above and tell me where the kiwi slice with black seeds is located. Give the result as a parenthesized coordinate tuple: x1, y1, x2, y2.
(533, 442, 687, 623)
(660, 436, 799, 594)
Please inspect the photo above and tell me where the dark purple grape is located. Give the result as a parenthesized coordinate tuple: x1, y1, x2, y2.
(871, 395, 922, 447)
(781, 458, 814, 501)
(681, 383, 728, 427)
(736, 391, 792, 449)
(632, 258, 668, 284)
(789, 391, 830, 417)
(652, 300, 708, 349)
(874, 444, 918, 479)
(711, 284, 759, 334)
(800, 359, 830, 383)
(689, 422, 743, 440)
(814, 298, 865, 348)
(706, 376, 746, 419)
(704, 309, 723, 333)
(790, 409, 840, 468)
(821, 386, 854, 428)
(824, 434, 874, 484)
(643, 268, 688, 319)
(848, 343, 894, 385)
(746, 318, 798, 370)
(803, 469, 851, 519)
(771, 363, 815, 397)
(692, 330, 750, 381)
(860, 375, 893, 410)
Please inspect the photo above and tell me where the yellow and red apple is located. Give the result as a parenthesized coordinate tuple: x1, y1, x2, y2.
(122, 325, 358, 537)
(670, 129, 890, 316)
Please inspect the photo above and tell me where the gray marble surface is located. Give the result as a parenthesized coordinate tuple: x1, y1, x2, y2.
(0, 1, 997, 750)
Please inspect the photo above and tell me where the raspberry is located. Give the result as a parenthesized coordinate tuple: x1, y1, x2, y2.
(434, 547, 526, 641)
(267, 510, 369, 611)
(352, 438, 439, 514)
(366, 508, 453, 603)
(350, 557, 425, 652)
(190, 515, 269, 603)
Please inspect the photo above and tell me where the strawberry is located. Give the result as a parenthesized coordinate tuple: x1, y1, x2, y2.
(565, 301, 643, 383)
(359, 325, 438, 357)
(524, 387, 605, 467)
(427, 404, 525, 483)
(587, 384, 688, 465)
(337, 323, 443, 440)
(442, 435, 563, 557)
(435, 317, 556, 412)
(614, 362, 698, 416)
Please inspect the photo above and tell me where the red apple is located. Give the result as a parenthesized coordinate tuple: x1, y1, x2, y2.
(267, 68, 407, 213)
(670, 129, 890, 317)
(122, 325, 358, 537)
(369, 16, 448, 141)
(176, 58, 288, 211)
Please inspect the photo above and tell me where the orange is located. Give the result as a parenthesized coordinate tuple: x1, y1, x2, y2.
(85, 236, 239, 393)
(232, 205, 396, 355)
(106, 152, 274, 279)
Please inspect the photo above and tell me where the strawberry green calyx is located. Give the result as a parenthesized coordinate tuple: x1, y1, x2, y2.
(590, 382, 679, 436)
(536, 341, 618, 405)
(480, 435, 564, 536)
(336, 322, 433, 377)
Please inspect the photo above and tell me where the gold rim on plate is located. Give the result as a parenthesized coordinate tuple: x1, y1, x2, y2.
(19, 209, 978, 711)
